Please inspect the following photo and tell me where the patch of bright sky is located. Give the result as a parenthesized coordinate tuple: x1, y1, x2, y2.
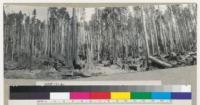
(4, 5, 48, 22)
(84, 8, 95, 22)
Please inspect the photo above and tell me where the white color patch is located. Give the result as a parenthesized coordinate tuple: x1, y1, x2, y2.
(50, 92, 70, 100)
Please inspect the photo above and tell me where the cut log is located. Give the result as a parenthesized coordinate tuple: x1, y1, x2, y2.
(149, 56, 173, 68)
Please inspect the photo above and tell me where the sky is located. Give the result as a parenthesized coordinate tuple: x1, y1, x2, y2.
(4, 5, 48, 21)
(4, 4, 189, 22)
(4, 5, 96, 22)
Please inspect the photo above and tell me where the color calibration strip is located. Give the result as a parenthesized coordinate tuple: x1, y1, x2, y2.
(10, 92, 191, 100)
(10, 85, 191, 92)
(10, 85, 191, 100)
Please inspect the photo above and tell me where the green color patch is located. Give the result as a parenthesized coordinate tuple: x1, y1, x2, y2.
(131, 92, 151, 99)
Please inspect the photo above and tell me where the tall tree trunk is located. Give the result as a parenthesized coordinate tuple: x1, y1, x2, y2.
(142, 6, 150, 70)
(72, 8, 78, 65)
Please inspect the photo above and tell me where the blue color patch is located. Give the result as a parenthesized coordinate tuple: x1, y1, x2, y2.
(151, 92, 171, 99)
(171, 92, 192, 99)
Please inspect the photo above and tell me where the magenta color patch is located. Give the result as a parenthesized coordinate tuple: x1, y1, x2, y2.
(70, 92, 90, 99)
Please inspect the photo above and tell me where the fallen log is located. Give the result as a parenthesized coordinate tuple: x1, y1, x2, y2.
(128, 64, 138, 71)
(149, 56, 173, 68)
(102, 60, 111, 67)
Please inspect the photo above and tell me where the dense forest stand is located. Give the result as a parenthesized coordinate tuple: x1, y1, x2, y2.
(4, 5, 197, 74)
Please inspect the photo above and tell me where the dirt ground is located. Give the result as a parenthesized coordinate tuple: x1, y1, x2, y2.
(4, 64, 133, 79)
(77, 65, 196, 82)
(4, 65, 196, 82)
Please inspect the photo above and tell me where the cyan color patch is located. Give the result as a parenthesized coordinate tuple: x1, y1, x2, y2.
(151, 92, 171, 99)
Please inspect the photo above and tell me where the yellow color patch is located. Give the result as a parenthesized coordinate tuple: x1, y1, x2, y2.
(111, 92, 130, 99)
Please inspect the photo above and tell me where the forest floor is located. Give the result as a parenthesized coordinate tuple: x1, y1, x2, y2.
(4, 65, 196, 81)
(76, 65, 196, 82)
(4, 64, 131, 79)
